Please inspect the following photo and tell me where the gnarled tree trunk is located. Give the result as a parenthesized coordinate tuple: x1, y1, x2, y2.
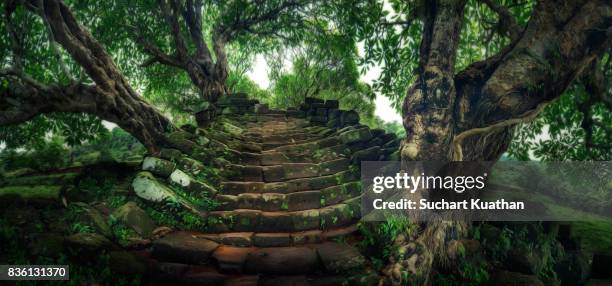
(381, 0, 611, 285)
(1, 0, 174, 153)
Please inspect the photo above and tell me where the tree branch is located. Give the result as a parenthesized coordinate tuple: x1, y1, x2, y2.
(480, 0, 521, 41)
(158, 0, 189, 61)
(465, 0, 611, 129)
(182, 0, 212, 64)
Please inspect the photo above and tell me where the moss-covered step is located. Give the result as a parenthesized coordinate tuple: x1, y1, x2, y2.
(219, 170, 359, 195)
(214, 182, 362, 212)
(199, 232, 293, 247)
(206, 202, 360, 233)
(260, 145, 350, 165)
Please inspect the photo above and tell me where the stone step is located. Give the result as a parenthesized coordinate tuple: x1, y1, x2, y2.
(195, 224, 358, 247)
(232, 144, 349, 166)
(214, 182, 361, 211)
(220, 170, 358, 195)
(224, 159, 351, 182)
(152, 232, 367, 276)
(206, 198, 360, 233)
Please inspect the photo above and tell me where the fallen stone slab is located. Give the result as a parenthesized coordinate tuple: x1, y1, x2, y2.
(152, 231, 219, 264)
(142, 157, 176, 177)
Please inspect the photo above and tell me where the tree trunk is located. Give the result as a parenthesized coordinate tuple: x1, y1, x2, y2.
(381, 0, 611, 285)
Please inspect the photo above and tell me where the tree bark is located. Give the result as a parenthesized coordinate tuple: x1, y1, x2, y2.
(383, 0, 611, 285)
(1, 0, 174, 153)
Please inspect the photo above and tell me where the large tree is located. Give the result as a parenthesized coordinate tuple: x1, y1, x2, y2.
(1, 0, 175, 152)
(128, 0, 317, 104)
(355, 0, 611, 284)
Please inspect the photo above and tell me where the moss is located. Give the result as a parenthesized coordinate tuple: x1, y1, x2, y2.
(2, 173, 79, 187)
(570, 221, 612, 255)
(0, 185, 61, 201)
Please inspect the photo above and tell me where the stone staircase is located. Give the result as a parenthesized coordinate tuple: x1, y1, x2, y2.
(132, 95, 401, 285)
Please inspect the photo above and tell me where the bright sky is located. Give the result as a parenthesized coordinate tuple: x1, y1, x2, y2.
(246, 54, 403, 123)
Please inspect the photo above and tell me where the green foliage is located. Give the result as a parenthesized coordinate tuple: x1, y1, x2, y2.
(0, 136, 69, 172)
(473, 223, 563, 284)
(358, 216, 416, 270)
(508, 82, 612, 160)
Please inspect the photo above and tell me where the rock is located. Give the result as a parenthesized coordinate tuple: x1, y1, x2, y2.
(351, 146, 381, 164)
(319, 158, 350, 176)
(169, 169, 217, 196)
(219, 232, 253, 247)
(287, 191, 322, 211)
(167, 131, 198, 154)
(109, 251, 147, 275)
(131, 172, 176, 203)
(284, 163, 319, 179)
(152, 231, 219, 264)
(291, 230, 322, 245)
(152, 226, 174, 239)
(244, 246, 319, 274)
(159, 148, 183, 161)
(112, 202, 157, 238)
(339, 128, 372, 144)
(212, 246, 255, 272)
(252, 233, 292, 247)
(258, 212, 294, 232)
(319, 204, 355, 230)
(65, 233, 114, 254)
(72, 202, 113, 238)
(28, 233, 64, 258)
(262, 165, 284, 182)
(341, 111, 360, 126)
(142, 157, 176, 177)
(487, 270, 544, 286)
(315, 242, 366, 273)
(177, 156, 207, 177)
(292, 209, 320, 231)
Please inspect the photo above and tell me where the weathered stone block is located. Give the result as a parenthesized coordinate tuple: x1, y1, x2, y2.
(232, 210, 261, 232)
(292, 209, 320, 231)
(142, 157, 176, 177)
(252, 233, 292, 247)
(112, 202, 156, 238)
(152, 232, 219, 264)
(219, 232, 253, 247)
(169, 169, 217, 196)
(263, 165, 285, 182)
(339, 128, 372, 144)
(284, 163, 319, 179)
(132, 172, 176, 203)
(258, 212, 294, 232)
(319, 158, 350, 176)
(287, 191, 322, 211)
